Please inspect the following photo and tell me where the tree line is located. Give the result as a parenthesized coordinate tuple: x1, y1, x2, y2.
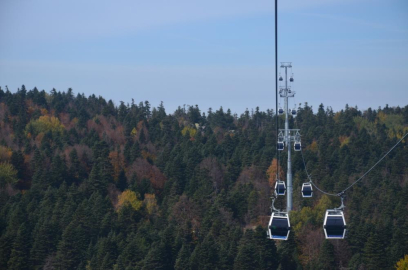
(0, 85, 407, 269)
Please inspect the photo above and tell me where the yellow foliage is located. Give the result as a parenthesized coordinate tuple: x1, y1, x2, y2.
(315, 195, 335, 222)
(131, 127, 137, 137)
(376, 112, 405, 139)
(291, 207, 313, 232)
(339, 136, 350, 148)
(144, 193, 158, 215)
(353, 116, 376, 134)
(181, 126, 197, 138)
(290, 195, 336, 234)
(266, 158, 285, 187)
(117, 190, 142, 211)
(308, 140, 318, 152)
(26, 115, 65, 135)
(377, 111, 387, 124)
(0, 162, 18, 188)
(396, 254, 408, 270)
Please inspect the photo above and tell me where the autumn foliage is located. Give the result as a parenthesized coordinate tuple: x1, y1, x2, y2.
(266, 158, 285, 188)
(117, 190, 142, 211)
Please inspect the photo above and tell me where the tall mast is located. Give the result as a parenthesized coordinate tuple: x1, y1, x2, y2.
(279, 62, 297, 212)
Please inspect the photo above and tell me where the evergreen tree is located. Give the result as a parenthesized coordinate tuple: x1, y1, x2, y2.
(317, 240, 335, 270)
(7, 223, 30, 270)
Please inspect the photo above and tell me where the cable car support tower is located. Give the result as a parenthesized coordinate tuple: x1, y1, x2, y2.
(278, 62, 299, 212)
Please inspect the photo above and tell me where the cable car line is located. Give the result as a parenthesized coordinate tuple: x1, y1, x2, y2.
(300, 132, 408, 197)
(300, 149, 340, 197)
(341, 132, 408, 193)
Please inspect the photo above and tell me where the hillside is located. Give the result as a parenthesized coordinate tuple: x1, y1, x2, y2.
(0, 85, 407, 269)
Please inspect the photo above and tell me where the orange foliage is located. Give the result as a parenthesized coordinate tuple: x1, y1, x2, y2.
(87, 115, 125, 145)
(35, 133, 45, 147)
(59, 112, 76, 130)
(136, 120, 149, 143)
(126, 158, 167, 190)
(266, 158, 285, 188)
(0, 146, 12, 162)
(109, 151, 125, 181)
(41, 108, 48, 115)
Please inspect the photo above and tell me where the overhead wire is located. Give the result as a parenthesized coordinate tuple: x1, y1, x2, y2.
(340, 132, 408, 194)
(300, 148, 339, 197)
(299, 131, 408, 197)
(275, 0, 280, 185)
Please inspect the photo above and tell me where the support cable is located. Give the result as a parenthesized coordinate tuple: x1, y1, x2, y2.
(299, 132, 408, 197)
(341, 132, 408, 194)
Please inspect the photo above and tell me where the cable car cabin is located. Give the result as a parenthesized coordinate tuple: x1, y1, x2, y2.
(277, 142, 284, 151)
(301, 183, 313, 198)
(278, 108, 284, 114)
(290, 77, 294, 82)
(274, 181, 286, 196)
(268, 212, 290, 240)
(294, 142, 301, 151)
(279, 76, 283, 81)
(323, 210, 347, 239)
(291, 109, 297, 115)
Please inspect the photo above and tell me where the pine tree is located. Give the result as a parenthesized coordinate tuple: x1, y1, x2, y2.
(142, 242, 170, 270)
(363, 232, 387, 270)
(175, 244, 191, 270)
(317, 240, 335, 270)
(7, 223, 30, 270)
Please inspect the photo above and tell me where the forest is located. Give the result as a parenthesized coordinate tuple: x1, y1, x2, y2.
(0, 85, 407, 270)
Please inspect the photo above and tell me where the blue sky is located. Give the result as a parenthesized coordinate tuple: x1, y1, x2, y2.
(0, 0, 407, 114)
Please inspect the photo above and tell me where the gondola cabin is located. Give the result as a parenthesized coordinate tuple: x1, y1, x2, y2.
(301, 183, 313, 198)
(277, 142, 284, 151)
(278, 108, 284, 114)
(274, 180, 286, 196)
(268, 212, 290, 240)
(323, 210, 347, 239)
(294, 142, 301, 151)
(291, 109, 297, 115)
